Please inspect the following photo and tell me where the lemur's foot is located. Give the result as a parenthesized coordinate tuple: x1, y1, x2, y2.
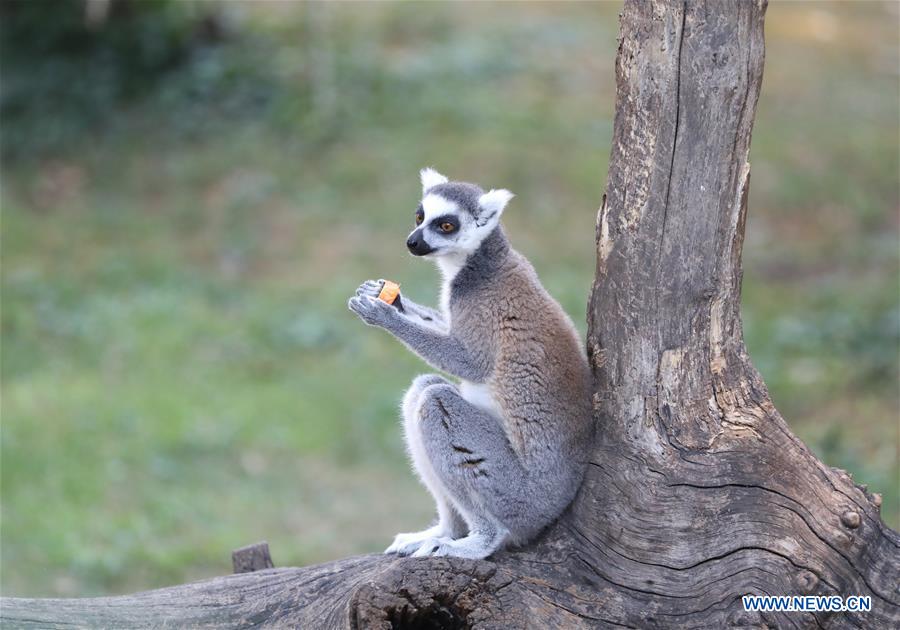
(384, 526, 448, 556)
(411, 530, 505, 560)
(406, 536, 454, 558)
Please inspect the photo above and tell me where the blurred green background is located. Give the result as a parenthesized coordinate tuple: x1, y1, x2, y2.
(1, 0, 897, 597)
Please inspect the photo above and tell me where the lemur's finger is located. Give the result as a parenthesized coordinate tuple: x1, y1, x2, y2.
(357, 281, 380, 296)
(349, 296, 368, 312)
(357, 280, 380, 296)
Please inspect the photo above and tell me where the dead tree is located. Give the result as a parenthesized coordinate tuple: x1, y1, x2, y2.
(3, 1, 898, 628)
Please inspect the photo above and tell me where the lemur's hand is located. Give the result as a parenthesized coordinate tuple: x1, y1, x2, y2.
(355, 279, 388, 300)
(348, 281, 399, 328)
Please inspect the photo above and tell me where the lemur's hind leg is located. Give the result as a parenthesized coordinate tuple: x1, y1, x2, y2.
(411, 383, 530, 560)
(385, 374, 468, 556)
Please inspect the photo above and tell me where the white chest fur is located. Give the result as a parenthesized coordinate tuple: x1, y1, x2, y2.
(439, 279, 453, 319)
(459, 380, 502, 417)
(436, 255, 465, 322)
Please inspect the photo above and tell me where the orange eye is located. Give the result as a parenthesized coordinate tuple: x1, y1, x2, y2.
(440, 222, 455, 232)
(415, 214, 423, 225)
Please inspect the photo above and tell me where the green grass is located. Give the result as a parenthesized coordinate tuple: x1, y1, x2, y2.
(2, 1, 897, 596)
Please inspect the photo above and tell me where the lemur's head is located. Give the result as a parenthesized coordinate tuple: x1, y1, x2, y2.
(406, 168, 514, 261)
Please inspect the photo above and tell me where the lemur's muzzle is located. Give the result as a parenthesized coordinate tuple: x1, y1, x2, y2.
(406, 229, 434, 256)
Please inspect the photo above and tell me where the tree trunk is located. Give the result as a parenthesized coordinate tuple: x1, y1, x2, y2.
(3, 1, 898, 628)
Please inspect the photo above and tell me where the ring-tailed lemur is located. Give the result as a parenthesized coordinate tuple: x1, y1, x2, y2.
(348, 168, 593, 560)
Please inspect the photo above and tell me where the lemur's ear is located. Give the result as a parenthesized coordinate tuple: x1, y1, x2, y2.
(477, 189, 514, 226)
(420, 167, 449, 194)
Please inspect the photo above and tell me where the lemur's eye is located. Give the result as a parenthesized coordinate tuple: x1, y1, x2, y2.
(440, 222, 455, 233)
(415, 214, 423, 225)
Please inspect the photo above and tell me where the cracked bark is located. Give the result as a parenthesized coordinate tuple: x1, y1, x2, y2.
(3, 1, 898, 628)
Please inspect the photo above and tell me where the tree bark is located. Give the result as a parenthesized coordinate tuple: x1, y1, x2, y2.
(3, 1, 898, 628)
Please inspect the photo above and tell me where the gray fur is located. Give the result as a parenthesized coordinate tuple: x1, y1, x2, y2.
(425, 182, 484, 216)
(349, 171, 593, 560)
(424, 182, 500, 228)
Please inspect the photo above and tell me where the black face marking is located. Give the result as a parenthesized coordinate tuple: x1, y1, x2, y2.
(406, 227, 433, 256)
(429, 214, 460, 236)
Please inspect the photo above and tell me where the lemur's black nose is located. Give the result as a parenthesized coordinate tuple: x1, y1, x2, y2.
(406, 229, 434, 256)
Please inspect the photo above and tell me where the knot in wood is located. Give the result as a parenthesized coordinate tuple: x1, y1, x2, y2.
(834, 531, 852, 547)
(794, 569, 819, 594)
(840, 510, 861, 529)
(727, 607, 762, 627)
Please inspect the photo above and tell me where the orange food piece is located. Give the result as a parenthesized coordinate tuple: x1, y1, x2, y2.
(378, 280, 401, 305)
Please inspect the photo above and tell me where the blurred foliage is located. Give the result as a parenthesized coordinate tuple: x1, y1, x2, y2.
(1, 0, 897, 597)
(0, 0, 236, 158)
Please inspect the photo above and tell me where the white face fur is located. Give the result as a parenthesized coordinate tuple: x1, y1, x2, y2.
(411, 168, 514, 277)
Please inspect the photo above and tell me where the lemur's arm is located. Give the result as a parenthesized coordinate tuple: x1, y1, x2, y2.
(349, 285, 489, 381)
(401, 300, 445, 327)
